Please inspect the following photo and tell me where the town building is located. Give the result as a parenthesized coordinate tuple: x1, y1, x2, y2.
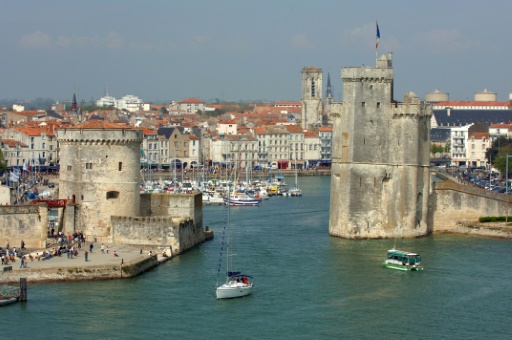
(170, 98, 206, 114)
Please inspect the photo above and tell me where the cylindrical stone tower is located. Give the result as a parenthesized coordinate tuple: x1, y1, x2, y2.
(329, 53, 432, 239)
(57, 121, 143, 239)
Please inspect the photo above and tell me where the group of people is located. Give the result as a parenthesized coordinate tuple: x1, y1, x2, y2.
(99, 243, 119, 257)
(0, 241, 26, 265)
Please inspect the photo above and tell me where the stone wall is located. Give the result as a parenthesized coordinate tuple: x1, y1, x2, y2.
(112, 191, 205, 253)
(3, 254, 159, 283)
(0, 204, 48, 248)
(429, 181, 510, 231)
(111, 216, 205, 254)
(140, 192, 202, 229)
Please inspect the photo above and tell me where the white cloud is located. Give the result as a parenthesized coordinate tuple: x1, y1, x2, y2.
(341, 22, 374, 47)
(290, 34, 314, 50)
(413, 29, 480, 52)
(19, 31, 124, 50)
(103, 32, 123, 50)
(19, 31, 52, 49)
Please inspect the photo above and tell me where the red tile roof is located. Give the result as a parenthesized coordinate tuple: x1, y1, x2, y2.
(1, 139, 28, 147)
(180, 98, 204, 104)
(469, 132, 489, 139)
(71, 121, 133, 129)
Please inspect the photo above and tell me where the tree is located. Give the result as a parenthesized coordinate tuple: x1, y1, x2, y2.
(489, 146, 512, 176)
(430, 144, 443, 156)
(0, 149, 7, 175)
(486, 137, 512, 165)
(444, 142, 451, 153)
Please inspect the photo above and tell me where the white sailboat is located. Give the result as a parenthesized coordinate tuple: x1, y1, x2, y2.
(216, 181, 254, 299)
(288, 155, 302, 197)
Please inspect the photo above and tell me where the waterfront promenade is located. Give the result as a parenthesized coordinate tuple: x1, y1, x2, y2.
(1, 242, 172, 284)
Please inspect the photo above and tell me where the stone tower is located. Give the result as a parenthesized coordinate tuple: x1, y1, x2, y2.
(57, 121, 143, 239)
(301, 66, 323, 129)
(329, 53, 432, 239)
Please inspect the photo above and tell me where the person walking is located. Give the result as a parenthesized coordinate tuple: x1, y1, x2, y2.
(84, 251, 89, 262)
(20, 256, 25, 268)
(101, 244, 105, 254)
(89, 243, 94, 253)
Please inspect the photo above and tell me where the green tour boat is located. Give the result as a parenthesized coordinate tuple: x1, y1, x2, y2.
(382, 249, 424, 271)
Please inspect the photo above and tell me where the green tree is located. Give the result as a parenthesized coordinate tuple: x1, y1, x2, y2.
(430, 144, 443, 155)
(490, 146, 512, 176)
(444, 142, 451, 153)
(486, 137, 512, 164)
(0, 149, 7, 174)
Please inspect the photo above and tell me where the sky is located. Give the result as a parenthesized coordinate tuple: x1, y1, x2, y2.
(1, 0, 511, 104)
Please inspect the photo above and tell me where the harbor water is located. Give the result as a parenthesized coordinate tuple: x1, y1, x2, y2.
(2, 176, 511, 339)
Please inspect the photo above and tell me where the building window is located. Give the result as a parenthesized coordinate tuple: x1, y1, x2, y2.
(106, 191, 119, 199)
(118, 162, 122, 171)
(362, 102, 366, 108)
(86, 163, 93, 169)
(67, 165, 72, 171)
(377, 102, 381, 108)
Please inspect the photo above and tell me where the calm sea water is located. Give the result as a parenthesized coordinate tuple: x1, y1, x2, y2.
(2, 176, 512, 339)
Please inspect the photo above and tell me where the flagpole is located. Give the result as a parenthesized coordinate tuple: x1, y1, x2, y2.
(375, 20, 380, 60)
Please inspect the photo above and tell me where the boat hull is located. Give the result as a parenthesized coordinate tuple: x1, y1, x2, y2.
(216, 283, 253, 299)
(382, 262, 424, 271)
(224, 199, 260, 206)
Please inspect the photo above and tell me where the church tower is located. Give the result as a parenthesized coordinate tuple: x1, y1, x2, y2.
(329, 53, 432, 239)
(301, 67, 323, 129)
(325, 72, 334, 107)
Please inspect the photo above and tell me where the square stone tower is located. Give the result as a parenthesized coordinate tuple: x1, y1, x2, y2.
(301, 66, 323, 129)
(329, 53, 432, 238)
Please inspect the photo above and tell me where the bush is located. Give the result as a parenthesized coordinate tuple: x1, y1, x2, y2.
(479, 216, 509, 223)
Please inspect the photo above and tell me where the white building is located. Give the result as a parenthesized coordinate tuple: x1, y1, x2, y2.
(96, 95, 117, 108)
(304, 131, 321, 168)
(170, 98, 206, 114)
(216, 120, 238, 136)
(117, 95, 143, 112)
(450, 123, 490, 167)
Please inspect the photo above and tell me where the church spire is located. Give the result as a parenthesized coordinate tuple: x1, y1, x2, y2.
(326, 73, 333, 100)
(72, 93, 78, 115)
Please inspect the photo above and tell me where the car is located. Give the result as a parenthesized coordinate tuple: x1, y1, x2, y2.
(252, 165, 263, 171)
(48, 183, 55, 188)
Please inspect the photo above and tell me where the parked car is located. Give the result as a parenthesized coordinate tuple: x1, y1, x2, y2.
(48, 183, 55, 188)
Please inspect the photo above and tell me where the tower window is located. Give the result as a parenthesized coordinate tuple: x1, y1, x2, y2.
(311, 79, 316, 97)
(377, 102, 381, 108)
(86, 162, 93, 169)
(106, 191, 119, 199)
(118, 162, 122, 171)
(362, 102, 366, 107)
(67, 165, 72, 171)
